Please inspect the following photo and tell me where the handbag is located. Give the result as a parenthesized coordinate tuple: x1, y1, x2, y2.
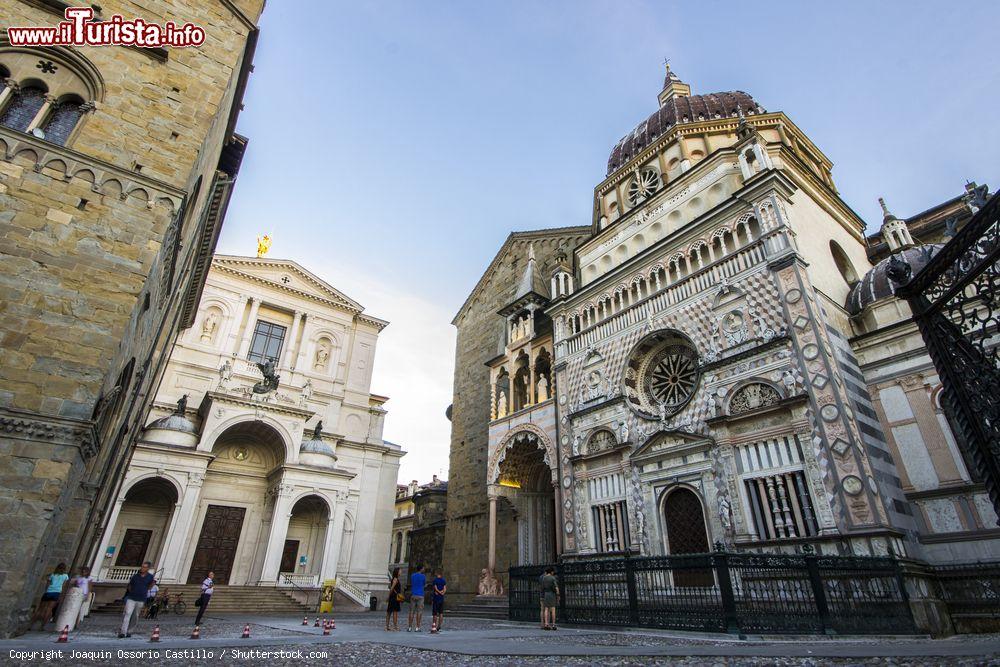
(396, 593, 404, 602)
(194, 595, 202, 607)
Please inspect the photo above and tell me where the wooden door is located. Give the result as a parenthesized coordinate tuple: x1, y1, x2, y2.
(116, 529, 152, 567)
(187, 505, 246, 585)
(279, 539, 299, 573)
(663, 488, 713, 587)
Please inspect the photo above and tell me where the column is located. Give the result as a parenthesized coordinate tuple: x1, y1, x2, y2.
(259, 484, 295, 584)
(319, 496, 347, 582)
(281, 310, 303, 369)
(0, 81, 16, 110)
(91, 497, 126, 580)
(487, 494, 498, 573)
(157, 475, 204, 582)
(552, 487, 562, 556)
(26, 95, 54, 134)
(237, 297, 261, 358)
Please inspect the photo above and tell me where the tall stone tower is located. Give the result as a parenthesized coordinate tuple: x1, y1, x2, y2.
(0, 0, 264, 636)
(443, 228, 589, 601)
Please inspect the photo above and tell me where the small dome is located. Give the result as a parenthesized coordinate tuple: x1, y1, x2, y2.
(300, 436, 337, 461)
(846, 244, 943, 316)
(145, 413, 197, 434)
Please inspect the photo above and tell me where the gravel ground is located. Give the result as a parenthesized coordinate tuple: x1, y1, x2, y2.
(21, 642, 1000, 666)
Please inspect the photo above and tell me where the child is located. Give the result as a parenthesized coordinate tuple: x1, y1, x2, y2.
(431, 569, 447, 633)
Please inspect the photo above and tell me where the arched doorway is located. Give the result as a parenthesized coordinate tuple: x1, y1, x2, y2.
(495, 432, 556, 566)
(103, 477, 178, 579)
(662, 487, 712, 587)
(281, 495, 330, 587)
(186, 420, 286, 585)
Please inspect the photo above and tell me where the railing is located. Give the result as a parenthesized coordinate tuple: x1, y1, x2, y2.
(278, 573, 318, 588)
(930, 561, 1000, 619)
(100, 566, 141, 583)
(510, 548, 915, 635)
(335, 577, 372, 607)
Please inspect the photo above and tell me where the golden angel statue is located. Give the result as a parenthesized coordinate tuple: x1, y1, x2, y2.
(256, 234, 272, 258)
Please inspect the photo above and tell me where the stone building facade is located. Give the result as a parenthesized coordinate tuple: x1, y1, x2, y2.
(0, 0, 263, 636)
(448, 66, 995, 595)
(90, 255, 402, 599)
(406, 480, 448, 579)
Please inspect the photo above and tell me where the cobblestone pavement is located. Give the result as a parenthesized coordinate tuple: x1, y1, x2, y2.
(4, 613, 999, 666)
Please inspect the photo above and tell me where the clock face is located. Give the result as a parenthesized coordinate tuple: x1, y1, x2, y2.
(234, 447, 249, 461)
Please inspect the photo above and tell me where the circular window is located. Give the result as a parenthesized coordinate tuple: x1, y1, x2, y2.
(624, 331, 700, 418)
(627, 168, 662, 206)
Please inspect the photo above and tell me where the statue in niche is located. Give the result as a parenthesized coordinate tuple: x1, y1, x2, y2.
(573, 434, 582, 456)
(174, 394, 188, 415)
(300, 379, 313, 407)
(314, 344, 330, 370)
(200, 311, 219, 342)
(537, 375, 550, 402)
(619, 419, 630, 444)
(218, 359, 233, 389)
(496, 390, 508, 418)
(718, 495, 733, 536)
(587, 370, 604, 401)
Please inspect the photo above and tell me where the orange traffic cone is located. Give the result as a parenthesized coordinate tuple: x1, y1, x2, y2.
(56, 625, 69, 643)
(313, 617, 320, 627)
(241, 623, 250, 639)
(302, 616, 309, 626)
(322, 620, 330, 636)
(150, 625, 160, 643)
(190, 625, 200, 639)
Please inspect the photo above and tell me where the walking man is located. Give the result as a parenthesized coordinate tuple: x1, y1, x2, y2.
(119, 562, 154, 638)
(194, 571, 214, 626)
(406, 564, 426, 632)
(431, 568, 446, 633)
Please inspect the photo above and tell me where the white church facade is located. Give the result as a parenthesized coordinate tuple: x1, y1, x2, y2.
(91, 255, 402, 599)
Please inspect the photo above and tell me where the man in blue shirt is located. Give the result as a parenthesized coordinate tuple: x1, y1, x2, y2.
(406, 564, 426, 632)
(119, 561, 154, 638)
(431, 569, 447, 633)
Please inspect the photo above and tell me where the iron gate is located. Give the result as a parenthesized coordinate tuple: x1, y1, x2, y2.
(898, 188, 1000, 519)
(509, 549, 915, 635)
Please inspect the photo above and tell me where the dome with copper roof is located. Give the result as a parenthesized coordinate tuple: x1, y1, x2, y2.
(606, 67, 765, 175)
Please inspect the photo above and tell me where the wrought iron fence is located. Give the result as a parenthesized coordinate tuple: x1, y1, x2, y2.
(897, 188, 1000, 519)
(931, 561, 1000, 619)
(509, 549, 916, 635)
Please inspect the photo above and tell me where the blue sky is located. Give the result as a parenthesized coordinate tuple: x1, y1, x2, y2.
(217, 1, 1000, 483)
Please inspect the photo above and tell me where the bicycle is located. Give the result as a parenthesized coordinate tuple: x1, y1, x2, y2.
(157, 592, 187, 615)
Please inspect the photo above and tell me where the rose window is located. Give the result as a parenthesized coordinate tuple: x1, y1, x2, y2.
(627, 168, 662, 206)
(645, 345, 698, 408)
(623, 331, 701, 418)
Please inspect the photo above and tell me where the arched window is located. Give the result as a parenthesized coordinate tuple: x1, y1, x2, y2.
(41, 95, 84, 145)
(0, 47, 103, 146)
(830, 240, 859, 286)
(0, 83, 46, 132)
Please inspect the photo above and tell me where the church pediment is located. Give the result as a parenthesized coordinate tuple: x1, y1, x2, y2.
(212, 255, 365, 313)
(630, 429, 714, 463)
